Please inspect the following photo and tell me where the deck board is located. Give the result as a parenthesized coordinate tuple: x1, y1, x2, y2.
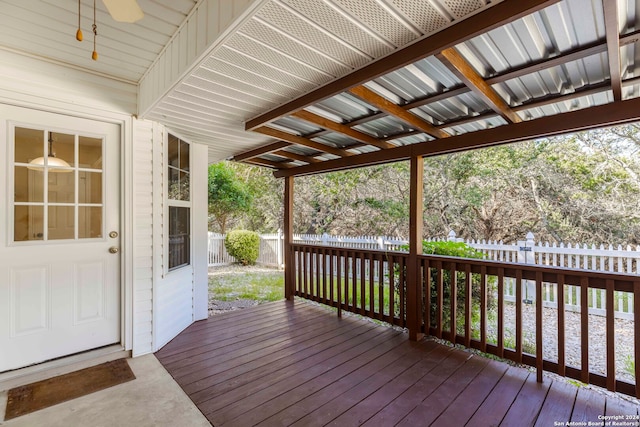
(156, 299, 639, 426)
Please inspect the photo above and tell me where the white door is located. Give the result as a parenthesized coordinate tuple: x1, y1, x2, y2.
(0, 105, 121, 372)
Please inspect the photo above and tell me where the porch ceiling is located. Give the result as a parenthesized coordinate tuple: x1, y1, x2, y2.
(230, 0, 640, 176)
(142, 0, 508, 163)
(0, 0, 197, 84)
(4, 1, 640, 170)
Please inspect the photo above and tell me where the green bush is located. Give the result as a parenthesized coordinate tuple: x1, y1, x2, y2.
(225, 230, 260, 265)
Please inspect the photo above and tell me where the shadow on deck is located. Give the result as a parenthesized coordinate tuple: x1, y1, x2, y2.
(155, 300, 639, 426)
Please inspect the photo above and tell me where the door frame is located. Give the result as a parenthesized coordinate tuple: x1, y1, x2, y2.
(0, 96, 134, 357)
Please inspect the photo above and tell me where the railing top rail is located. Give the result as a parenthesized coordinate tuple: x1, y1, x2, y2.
(291, 243, 639, 290)
(418, 253, 639, 290)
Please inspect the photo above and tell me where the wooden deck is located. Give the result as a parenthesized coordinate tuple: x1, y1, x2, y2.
(156, 300, 639, 426)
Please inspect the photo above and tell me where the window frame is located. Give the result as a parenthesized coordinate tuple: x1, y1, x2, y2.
(165, 132, 192, 273)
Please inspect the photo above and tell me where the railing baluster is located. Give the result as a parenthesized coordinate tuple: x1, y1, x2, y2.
(378, 253, 384, 321)
(606, 279, 615, 391)
(581, 276, 589, 384)
(436, 261, 443, 339)
(369, 255, 374, 317)
(399, 255, 405, 326)
(314, 249, 319, 301)
(497, 268, 504, 358)
(635, 279, 640, 398)
(360, 254, 366, 315)
(536, 271, 543, 382)
(465, 264, 472, 348)
(557, 274, 565, 377)
(480, 265, 487, 352)
(297, 247, 302, 296)
(424, 259, 431, 333)
(337, 249, 342, 318)
(388, 254, 395, 324)
(450, 262, 457, 344)
(352, 251, 358, 312)
(329, 249, 335, 306)
(516, 269, 523, 362)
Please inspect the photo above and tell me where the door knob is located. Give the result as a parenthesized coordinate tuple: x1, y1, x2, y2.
(109, 247, 119, 254)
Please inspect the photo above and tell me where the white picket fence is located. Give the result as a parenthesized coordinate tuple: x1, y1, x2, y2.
(208, 230, 640, 319)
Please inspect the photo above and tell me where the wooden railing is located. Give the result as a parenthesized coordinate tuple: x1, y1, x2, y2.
(292, 244, 408, 328)
(291, 243, 640, 398)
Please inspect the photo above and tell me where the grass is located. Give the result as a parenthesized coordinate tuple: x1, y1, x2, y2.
(209, 266, 284, 302)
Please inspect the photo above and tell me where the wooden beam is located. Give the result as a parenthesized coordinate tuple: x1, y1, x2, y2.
(284, 176, 294, 299)
(253, 126, 354, 157)
(274, 96, 640, 177)
(246, 0, 561, 130)
(407, 155, 424, 342)
(604, 0, 622, 101)
(349, 85, 451, 139)
(291, 110, 395, 149)
(233, 141, 291, 162)
(272, 149, 321, 164)
(438, 48, 522, 123)
(244, 157, 293, 169)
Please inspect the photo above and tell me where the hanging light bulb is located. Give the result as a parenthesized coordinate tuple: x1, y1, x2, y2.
(27, 132, 72, 172)
(76, 0, 83, 41)
(92, 0, 98, 60)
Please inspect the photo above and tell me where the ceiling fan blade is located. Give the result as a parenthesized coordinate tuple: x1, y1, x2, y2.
(102, 0, 144, 23)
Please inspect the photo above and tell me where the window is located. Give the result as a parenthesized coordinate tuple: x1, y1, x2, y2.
(12, 126, 104, 242)
(167, 134, 190, 270)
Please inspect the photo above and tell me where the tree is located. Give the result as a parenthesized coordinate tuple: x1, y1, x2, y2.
(208, 162, 252, 233)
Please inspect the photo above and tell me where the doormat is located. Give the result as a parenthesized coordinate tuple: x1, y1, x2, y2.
(4, 358, 135, 420)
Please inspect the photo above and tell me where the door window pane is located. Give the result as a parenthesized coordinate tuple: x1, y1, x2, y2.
(48, 206, 75, 240)
(79, 171, 102, 204)
(50, 133, 75, 168)
(78, 207, 102, 238)
(48, 172, 75, 203)
(14, 127, 44, 164)
(79, 136, 102, 169)
(14, 206, 44, 241)
(180, 140, 189, 171)
(14, 166, 44, 203)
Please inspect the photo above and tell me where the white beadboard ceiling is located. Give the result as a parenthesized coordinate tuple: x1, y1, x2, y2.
(0, 0, 502, 162)
(0, 0, 197, 83)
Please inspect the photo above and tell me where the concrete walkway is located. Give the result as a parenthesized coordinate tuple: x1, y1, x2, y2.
(0, 355, 210, 427)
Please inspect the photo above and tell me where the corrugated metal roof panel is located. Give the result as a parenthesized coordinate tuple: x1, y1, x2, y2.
(414, 91, 489, 124)
(354, 116, 412, 138)
(371, 57, 462, 102)
(272, 117, 323, 134)
(313, 93, 378, 121)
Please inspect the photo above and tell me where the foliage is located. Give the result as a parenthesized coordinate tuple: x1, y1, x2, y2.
(219, 124, 640, 245)
(225, 230, 260, 265)
(208, 162, 252, 233)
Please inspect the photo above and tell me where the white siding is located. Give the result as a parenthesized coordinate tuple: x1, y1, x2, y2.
(151, 127, 209, 351)
(138, 0, 255, 116)
(132, 119, 155, 356)
(192, 143, 209, 321)
(0, 50, 136, 115)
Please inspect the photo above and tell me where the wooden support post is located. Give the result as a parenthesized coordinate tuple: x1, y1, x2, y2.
(284, 176, 294, 300)
(407, 154, 425, 341)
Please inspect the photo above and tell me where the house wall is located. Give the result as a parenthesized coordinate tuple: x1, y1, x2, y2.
(0, 50, 207, 361)
(138, 0, 259, 116)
